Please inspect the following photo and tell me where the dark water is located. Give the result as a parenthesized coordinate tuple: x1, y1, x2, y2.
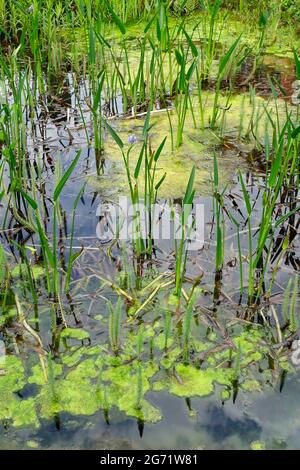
(0, 53, 299, 450)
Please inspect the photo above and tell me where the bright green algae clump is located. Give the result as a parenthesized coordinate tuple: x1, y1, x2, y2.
(0, 356, 39, 428)
(169, 365, 234, 398)
(88, 92, 291, 198)
(0, 323, 292, 429)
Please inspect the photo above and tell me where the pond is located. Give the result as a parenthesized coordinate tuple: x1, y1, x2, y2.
(0, 2, 300, 451)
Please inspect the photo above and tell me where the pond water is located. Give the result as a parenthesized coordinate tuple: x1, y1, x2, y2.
(0, 14, 300, 451)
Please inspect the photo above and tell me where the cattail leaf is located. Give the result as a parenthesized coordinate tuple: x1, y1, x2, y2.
(144, 14, 156, 34)
(186, 60, 196, 81)
(93, 70, 105, 111)
(35, 217, 54, 268)
(107, 2, 126, 35)
(155, 172, 167, 191)
(293, 48, 300, 80)
(239, 171, 252, 215)
(94, 30, 111, 49)
(154, 136, 167, 162)
(219, 35, 242, 77)
(143, 106, 151, 137)
(103, 119, 124, 150)
(292, 126, 300, 139)
(268, 139, 283, 187)
(175, 48, 183, 66)
(54, 150, 81, 202)
(134, 143, 145, 179)
(183, 165, 196, 205)
(89, 27, 96, 65)
(182, 28, 198, 58)
(19, 189, 38, 210)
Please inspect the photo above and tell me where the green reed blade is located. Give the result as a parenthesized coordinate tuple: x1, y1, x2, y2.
(103, 119, 124, 150)
(54, 150, 81, 202)
(134, 142, 145, 179)
(107, 2, 126, 35)
(183, 165, 196, 206)
(293, 48, 300, 79)
(153, 136, 167, 162)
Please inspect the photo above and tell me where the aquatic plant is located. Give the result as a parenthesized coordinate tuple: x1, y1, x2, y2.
(174, 165, 196, 299)
(108, 297, 122, 354)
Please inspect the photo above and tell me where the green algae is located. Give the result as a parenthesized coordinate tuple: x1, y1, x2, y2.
(0, 356, 26, 394)
(11, 264, 44, 280)
(101, 361, 162, 422)
(241, 379, 262, 393)
(28, 362, 63, 386)
(160, 347, 182, 369)
(250, 440, 266, 451)
(0, 316, 294, 429)
(170, 365, 215, 397)
(154, 333, 173, 351)
(168, 364, 235, 398)
(220, 388, 231, 402)
(0, 357, 39, 428)
(1, 397, 39, 429)
(60, 328, 90, 341)
(118, 394, 162, 423)
(61, 347, 87, 367)
(26, 440, 39, 449)
(88, 92, 262, 198)
(0, 307, 17, 327)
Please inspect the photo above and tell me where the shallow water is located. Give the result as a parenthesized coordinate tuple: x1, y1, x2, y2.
(0, 20, 300, 450)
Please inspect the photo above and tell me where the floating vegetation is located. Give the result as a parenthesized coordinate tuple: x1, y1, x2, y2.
(0, 308, 296, 429)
